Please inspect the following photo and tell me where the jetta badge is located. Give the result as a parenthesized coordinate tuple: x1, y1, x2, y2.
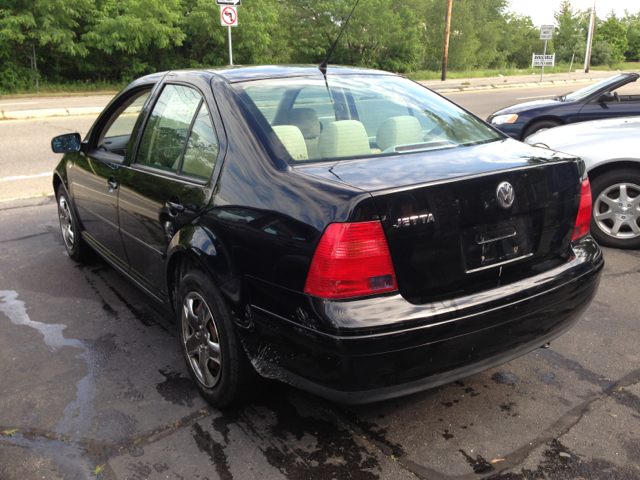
(393, 213, 434, 228)
(496, 182, 515, 209)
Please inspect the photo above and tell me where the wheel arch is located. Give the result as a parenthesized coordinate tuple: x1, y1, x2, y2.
(53, 172, 66, 198)
(587, 159, 640, 181)
(165, 223, 238, 314)
(520, 116, 566, 140)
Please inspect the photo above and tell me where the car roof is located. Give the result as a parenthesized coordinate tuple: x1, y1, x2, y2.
(204, 64, 396, 83)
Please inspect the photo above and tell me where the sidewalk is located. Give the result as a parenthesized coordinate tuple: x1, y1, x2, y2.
(2, 69, 638, 120)
(416, 69, 640, 92)
(0, 94, 114, 120)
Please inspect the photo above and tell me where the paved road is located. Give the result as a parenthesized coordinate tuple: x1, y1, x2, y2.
(0, 197, 639, 479)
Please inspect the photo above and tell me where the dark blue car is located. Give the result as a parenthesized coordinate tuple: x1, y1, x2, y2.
(488, 73, 640, 140)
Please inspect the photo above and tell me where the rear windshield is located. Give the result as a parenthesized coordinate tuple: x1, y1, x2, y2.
(233, 75, 502, 164)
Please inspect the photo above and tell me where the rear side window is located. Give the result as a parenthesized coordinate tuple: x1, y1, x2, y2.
(135, 84, 219, 181)
(235, 75, 502, 164)
(136, 85, 202, 173)
(181, 103, 219, 181)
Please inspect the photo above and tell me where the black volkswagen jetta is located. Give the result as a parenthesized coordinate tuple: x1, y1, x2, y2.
(51, 65, 603, 407)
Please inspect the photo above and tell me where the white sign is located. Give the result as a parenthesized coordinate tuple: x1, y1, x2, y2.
(217, 0, 241, 5)
(221, 6, 238, 27)
(540, 25, 554, 40)
(532, 54, 555, 67)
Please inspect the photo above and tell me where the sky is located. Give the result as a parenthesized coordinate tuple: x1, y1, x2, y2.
(507, 0, 640, 27)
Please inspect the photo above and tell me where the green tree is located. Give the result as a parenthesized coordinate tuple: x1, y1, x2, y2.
(500, 14, 539, 68)
(595, 13, 628, 65)
(284, 0, 423, 73)
(622, 10, 640, 61)
(0, 0, 92, 90)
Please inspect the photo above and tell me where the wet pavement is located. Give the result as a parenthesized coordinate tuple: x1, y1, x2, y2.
(1, 196, 639, 480)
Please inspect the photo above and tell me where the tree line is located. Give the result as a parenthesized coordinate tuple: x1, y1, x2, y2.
(1, 0, 639, 92)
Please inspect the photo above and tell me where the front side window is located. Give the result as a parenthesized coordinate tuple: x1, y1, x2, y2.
(235, 75, 502, 164)
(97, 90, 150, 156)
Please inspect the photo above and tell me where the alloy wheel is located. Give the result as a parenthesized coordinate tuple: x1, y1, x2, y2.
(181, 292, 222, 388)
(58, 196, 75, 250)
(593, 182, 640, 239)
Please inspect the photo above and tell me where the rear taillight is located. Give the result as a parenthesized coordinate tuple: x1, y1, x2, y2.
(571, 179, 592, 242)
(304, 221, 398, 299)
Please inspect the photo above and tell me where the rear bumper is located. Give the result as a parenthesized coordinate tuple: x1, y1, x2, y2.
(245, 236, 603, 404)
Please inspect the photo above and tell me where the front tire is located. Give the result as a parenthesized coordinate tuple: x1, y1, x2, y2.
(56, 184, 88, 262)
(590, 169, 640, 249)
(177, 269, 257, 407)
(522, 119, 560, 141)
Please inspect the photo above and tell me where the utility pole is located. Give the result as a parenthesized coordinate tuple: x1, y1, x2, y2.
(584, 0, 596, 73)
(441, 0, 453, 81)
(31, 43, 39, 93)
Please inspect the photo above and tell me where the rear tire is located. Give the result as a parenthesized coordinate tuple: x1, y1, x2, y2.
(56, 184, 89, 262)
(589, 169, 640, 249)
(177, 269, 258, 407)
(522, 119, 560, 141)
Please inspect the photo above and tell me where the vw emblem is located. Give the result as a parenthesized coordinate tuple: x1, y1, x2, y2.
(496, 182, 515, 209)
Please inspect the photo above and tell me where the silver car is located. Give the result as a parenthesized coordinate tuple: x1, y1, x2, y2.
(525, 117, 640, 249)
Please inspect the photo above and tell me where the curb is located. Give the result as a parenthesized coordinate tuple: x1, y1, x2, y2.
(1, 106, 104, 120)
(423, 77, 600, 93)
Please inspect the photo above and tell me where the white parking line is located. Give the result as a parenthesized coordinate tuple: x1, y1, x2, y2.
(515, 94, 557, 100)
(0, 172, 51, 182)
(0, 102, 39, 106)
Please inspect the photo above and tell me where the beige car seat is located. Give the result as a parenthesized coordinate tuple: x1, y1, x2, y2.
(274, 108, 321, 159)
(272, 125, 308, 161)
(318, 120, 371, 159)
(376, 116, 423, 152)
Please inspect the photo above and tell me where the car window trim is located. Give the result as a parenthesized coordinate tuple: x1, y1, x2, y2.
(129, 162, 210, 186)
(130, 80, 222, 185)
(176, 99, 205, 175)
(89, 84, 156, 153)
(86, 149, 128, 166)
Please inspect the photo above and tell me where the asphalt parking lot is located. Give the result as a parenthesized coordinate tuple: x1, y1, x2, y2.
(1, 194, 640, 480)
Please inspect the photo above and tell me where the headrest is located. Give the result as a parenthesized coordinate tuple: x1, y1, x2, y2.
(272, 125, 308, 161)
(318, 120, 371, 159)
(376, 116, 423, 151)
(275, 108, 321, 139)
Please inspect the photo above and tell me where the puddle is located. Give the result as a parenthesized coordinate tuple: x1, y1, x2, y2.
(0, 290, 115, 475)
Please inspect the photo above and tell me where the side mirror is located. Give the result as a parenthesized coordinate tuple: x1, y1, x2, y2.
(597, 92, 615, 103)
(51, 133, 82, 154)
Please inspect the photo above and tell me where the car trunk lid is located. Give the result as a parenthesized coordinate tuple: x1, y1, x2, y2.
(296, 139, 583, 303)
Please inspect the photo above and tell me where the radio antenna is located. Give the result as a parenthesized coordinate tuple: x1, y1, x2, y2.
(319, 0, 360, 74)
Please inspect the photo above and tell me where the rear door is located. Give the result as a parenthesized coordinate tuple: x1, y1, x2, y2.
(118, 74, 226, 297)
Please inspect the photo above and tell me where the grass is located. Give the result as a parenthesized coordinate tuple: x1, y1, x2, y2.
(0, 80, 126, 98)
(406, 62, 640, 81)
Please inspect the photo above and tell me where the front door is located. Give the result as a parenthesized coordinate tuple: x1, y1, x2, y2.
(70, 89, 152, 268)
(118, 81, 223, 297)
(579, 78, 640, 122)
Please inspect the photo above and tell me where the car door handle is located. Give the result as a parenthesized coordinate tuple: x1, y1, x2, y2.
(107, 177, 118, 191)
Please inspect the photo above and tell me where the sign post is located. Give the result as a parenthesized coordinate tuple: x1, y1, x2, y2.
(538, 25, 553, 82)
(219, 4, 238, 66)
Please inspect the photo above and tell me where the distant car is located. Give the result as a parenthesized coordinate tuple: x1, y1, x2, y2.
(488, 73, 640, 140)
(525, 116, 640, 249)
(51, 66, 602, 407)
